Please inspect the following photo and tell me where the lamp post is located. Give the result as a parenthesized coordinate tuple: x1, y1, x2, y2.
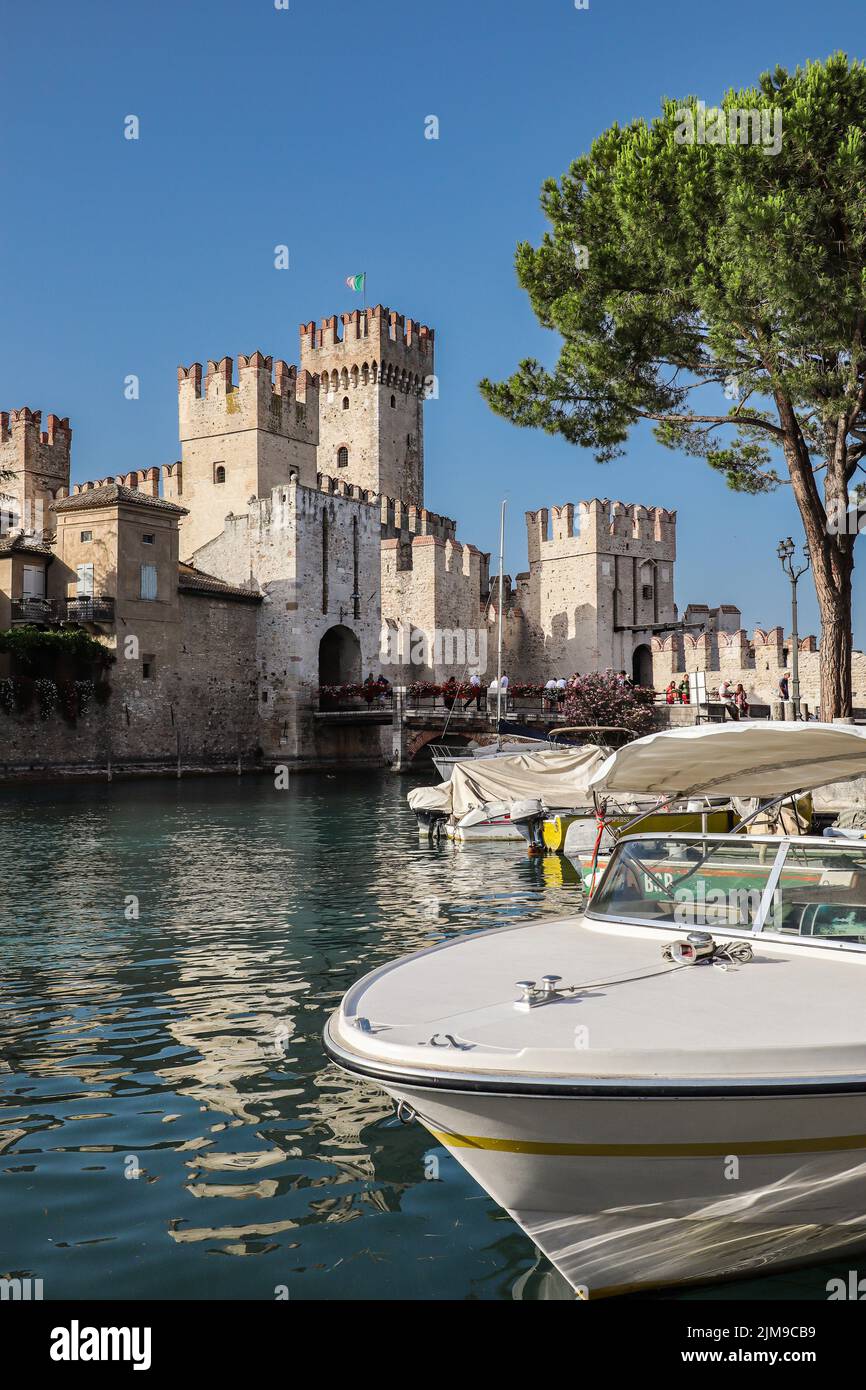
(776, 537, 811, 714)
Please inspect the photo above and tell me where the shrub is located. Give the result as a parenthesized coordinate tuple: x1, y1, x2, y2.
(0, 625, 114, 675)
(561, 672, 655, 743)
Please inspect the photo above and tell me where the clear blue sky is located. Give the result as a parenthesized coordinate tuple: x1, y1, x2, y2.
(2, 0, 863, 643)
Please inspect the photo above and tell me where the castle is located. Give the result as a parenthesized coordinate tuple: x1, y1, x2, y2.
(0, 306, 842, 773)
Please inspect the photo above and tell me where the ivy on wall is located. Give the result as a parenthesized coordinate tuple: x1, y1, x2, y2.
(0, 626, 114, 672)
(0, 626, 114, 723)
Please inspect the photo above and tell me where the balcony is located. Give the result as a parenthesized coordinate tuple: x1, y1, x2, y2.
(10, 596, 55, 625)
(58, 596, 115, 624)
(9, 596, 116, 625)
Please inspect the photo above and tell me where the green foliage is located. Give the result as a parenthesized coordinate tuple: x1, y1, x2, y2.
(481, 54, 866, 713)
(0, 625, 114, 674)
(480, 53, 866, 497)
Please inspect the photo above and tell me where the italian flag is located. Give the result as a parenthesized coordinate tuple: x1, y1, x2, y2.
(346, 272, 366, 292)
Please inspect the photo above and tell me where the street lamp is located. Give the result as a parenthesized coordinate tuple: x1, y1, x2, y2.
(776, 537, 811, 714)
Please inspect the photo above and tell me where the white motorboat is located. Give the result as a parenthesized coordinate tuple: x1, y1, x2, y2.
(407, 745, 607, 843)
(326, 722, 866, 1297)
(428, 739, 545, 780)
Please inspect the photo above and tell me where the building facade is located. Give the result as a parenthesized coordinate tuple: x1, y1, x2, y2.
(0, 304, 843, 774)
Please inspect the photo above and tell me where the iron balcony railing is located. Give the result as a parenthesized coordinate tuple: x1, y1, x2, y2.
(59, 596, 116, 623)
(10, 596, 116, 624)
(10, 596, 54, 624)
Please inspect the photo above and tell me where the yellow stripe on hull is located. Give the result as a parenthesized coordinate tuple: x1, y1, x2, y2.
(430, 1128, 866, 1159)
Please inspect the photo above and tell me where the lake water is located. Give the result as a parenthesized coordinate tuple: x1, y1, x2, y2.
(0, 771, 844, 1301)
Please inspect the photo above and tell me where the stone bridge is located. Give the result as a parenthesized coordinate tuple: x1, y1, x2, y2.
(313, 687, 572, 769)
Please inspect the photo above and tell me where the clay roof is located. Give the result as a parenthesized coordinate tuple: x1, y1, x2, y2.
(51, 485, 188, 515)
(177, 562, 262, 603)
(0, 533, 54, 558)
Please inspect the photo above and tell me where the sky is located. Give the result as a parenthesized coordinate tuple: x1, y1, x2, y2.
(2, 0, 864, 644)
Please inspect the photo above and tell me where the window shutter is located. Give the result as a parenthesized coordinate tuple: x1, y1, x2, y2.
(140, 563, 158, 600)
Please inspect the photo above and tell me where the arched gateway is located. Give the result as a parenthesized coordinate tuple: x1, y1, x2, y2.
(319, 625, 362, 686)
(631, 643, 654, 689)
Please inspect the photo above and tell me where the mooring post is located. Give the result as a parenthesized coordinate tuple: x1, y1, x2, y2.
(391, 685, 406, 772)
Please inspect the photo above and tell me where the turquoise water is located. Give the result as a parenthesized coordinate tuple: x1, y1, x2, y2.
(0, 772, 847, 1301)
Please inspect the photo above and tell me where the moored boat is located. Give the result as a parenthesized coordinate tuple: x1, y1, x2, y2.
(407, 745, 607, 843)
(326, 721, 866, 1297)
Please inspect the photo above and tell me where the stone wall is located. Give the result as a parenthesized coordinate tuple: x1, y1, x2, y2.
(380, 534, 488, 682)
(192, 479, 383, 761)
(649, 626, 866, 710)
(0, 587, 261, 779)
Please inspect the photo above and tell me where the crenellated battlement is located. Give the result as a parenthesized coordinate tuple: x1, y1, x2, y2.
(59, 467, 162, 500)
(0, 408, 72, 526)
(177, 353, 319, 446)
(526, 498, 677, 564)
(379, 495, 456, 542)
(314, 472, 455, 540)
(381, 532, 489, 586)
(0, 408, 71, 449)
(299, 306, 434, 371)
(316, 471, 378, 505)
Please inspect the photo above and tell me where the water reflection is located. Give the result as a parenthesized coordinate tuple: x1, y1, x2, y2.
(0, 773, 851, 1300)
(0, 773, 582, 1299)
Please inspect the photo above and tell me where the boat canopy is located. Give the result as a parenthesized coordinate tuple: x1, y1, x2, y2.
(590, 721, 866, 800)
(408, 746, 607, 818)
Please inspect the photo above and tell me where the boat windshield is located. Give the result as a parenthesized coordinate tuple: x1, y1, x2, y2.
(588, 834, 866, 944)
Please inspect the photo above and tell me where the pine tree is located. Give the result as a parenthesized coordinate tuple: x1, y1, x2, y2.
(481, 53, 866, 718)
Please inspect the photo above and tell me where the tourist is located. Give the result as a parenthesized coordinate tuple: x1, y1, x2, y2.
(734, 683, 749, 718)
(665, 681, 677, 705)
(441, 676, 458, 710)
(543, 677, 558, 712)
(464, 672, 483, 711)
(678, 677, 690, 704)
(718, 679, 739, 720)
(555, 675, 568, 701)
(779, 671, 790, 701)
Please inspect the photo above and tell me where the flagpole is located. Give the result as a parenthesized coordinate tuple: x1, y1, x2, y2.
(496, 498, 506, 740)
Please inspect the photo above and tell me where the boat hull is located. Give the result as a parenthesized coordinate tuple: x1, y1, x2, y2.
(444, 817, 523, 842)
(377, 1078, 866, 1297)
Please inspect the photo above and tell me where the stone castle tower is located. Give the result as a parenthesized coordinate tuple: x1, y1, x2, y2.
(501, 499, 677, 682)
(299, 307, 433, 508)
(0, 408, 72, 533)
(174, 354, 320, 558)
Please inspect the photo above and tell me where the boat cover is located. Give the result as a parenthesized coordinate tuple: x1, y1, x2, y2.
(590, 721, 866, 800)
(408, 746, 606, 817)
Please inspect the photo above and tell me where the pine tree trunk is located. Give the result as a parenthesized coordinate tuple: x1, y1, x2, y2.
(813, 539, 854, 720)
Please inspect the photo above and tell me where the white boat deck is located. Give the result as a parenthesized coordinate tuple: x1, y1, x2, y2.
(335, 916, 866, 1084)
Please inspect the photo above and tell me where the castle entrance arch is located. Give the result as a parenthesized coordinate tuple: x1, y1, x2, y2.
(319, 625, 362, 686)
(632, 643, 654, 690)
